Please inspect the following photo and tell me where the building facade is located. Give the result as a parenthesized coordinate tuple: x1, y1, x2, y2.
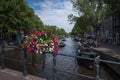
(100, 16, 120, 45)
(112, 16, 120, 45)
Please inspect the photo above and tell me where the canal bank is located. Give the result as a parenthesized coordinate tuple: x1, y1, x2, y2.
(92, 44, 120, 76)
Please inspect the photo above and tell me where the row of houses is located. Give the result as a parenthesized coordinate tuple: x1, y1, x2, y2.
(100, 16, 120, 45)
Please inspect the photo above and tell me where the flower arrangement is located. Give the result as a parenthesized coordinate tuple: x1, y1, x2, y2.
(23, 31, 59, 54)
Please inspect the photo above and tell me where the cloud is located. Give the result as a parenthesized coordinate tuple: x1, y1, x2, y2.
(30, 0, 77, 32)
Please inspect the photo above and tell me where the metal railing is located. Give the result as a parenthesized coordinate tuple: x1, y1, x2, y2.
(51, 52, 120, 80)
(51, 52, 97, 80)
(0, 42, 28, 76)
(0, 42, 120, 80)
(0, 42, 48, 76)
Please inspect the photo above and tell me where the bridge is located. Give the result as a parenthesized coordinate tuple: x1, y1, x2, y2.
(0, 38, 120, 80)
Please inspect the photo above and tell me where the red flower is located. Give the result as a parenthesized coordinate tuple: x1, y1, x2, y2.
(40, 44, 44, 49)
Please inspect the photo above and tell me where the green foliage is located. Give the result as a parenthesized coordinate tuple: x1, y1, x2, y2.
(56, 28, 66, 35)
(44, 25, 67, 36)
(0, 0, 67, 38)
(0, 0, 44, 34)
(104, 0, 120, 16)
(69, 0, 109, 36)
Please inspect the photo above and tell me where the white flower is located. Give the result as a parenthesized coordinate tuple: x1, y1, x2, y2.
(36, 50, 38, 54)
(49, 48, 52, 52)
(43, 48, 45, 51)
(36, 44, 40, 49)
(51, 43, 54, 46)
(40, 50, 42, 54)
(45, 44, 48, 46)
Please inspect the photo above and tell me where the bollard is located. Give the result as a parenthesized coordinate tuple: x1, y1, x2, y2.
(1, 41, 5, 69)
(95, 56, 100, 80)
(52, 51, 57, 80)
(23, 48, 28, 76)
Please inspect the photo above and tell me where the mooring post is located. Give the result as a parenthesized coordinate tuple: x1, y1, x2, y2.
(23, 48, 27, 76)
(95, 56, 100, 80)
(52, 51, 57, 80)
(1, 41, 5, 69)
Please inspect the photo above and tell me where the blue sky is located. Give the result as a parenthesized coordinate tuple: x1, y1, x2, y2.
(26, 0, 77, 32)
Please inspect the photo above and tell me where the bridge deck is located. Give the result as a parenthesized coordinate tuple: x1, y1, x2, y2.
(0, 68, 46, 80)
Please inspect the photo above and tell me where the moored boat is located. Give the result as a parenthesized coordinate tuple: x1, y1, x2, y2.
(76, 47, 98, 70)
(62, 38, 66, 41)
(58, 42, 65, 47)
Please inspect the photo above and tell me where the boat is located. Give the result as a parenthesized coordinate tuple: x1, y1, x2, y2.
(74, 37, 79, 41)
(62, 38, 66, 41)
(76, 47, 98, 70)
(58, 42, 65, 47)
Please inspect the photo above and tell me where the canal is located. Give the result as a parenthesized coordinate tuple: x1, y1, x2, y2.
(0, 37, 119, 80)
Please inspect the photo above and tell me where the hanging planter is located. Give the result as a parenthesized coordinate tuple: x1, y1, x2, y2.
(23, 31, 59, 54)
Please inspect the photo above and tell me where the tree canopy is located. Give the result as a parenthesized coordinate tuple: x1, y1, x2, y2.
(0, 0, 44, 33)
(0, 0, 67, 37)
(104, 0, 120, 16)
(44, 25, 67, 36)
(69, 0, 109, 38)
(71, 15, 92, 36)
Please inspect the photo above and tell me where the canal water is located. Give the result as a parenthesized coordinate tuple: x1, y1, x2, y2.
(0, 37, 118, 80)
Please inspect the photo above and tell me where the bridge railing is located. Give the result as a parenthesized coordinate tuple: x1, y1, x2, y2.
(0, 42, 28, 76)
(52, 52, 120, 80)
(0, 42, 47, 76)
(0, 42, 120, 80)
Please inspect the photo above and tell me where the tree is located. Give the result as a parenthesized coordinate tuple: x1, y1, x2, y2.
(104, 0, 120, 16)
(78, 16, 91, 36)
(44, 25, 67, 36)
(69, 0, 109, 47)
(0, 0, 44, 34)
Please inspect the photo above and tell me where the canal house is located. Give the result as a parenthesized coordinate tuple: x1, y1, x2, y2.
(99, 16, 120, 45)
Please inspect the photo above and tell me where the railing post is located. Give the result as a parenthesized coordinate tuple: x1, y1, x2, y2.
(1, 41, 5, 69)
(94, 56, 100, 80)
(23, 48, 27, 76)
(42, 52, 46, 69)
(52, 51, 57, 80)
(32, 53, 36, 66)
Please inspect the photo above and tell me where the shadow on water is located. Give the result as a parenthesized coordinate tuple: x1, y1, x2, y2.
(0, 37, 116, 80)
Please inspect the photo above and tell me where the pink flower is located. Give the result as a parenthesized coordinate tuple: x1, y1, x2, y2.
(31, 40, 36, 45)
(35, 31, 39, 36)
(27, 47, 32, 53)
(40, 44, 44, 49)
(24, 31, 59, 54)
(52, 38, 59, 45)
(53, 45, 59, 55)
(35, 31, 45, 36)
(33, 48, 37, 53)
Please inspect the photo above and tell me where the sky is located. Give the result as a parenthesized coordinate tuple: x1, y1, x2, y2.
(26, 0, 77, 33)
